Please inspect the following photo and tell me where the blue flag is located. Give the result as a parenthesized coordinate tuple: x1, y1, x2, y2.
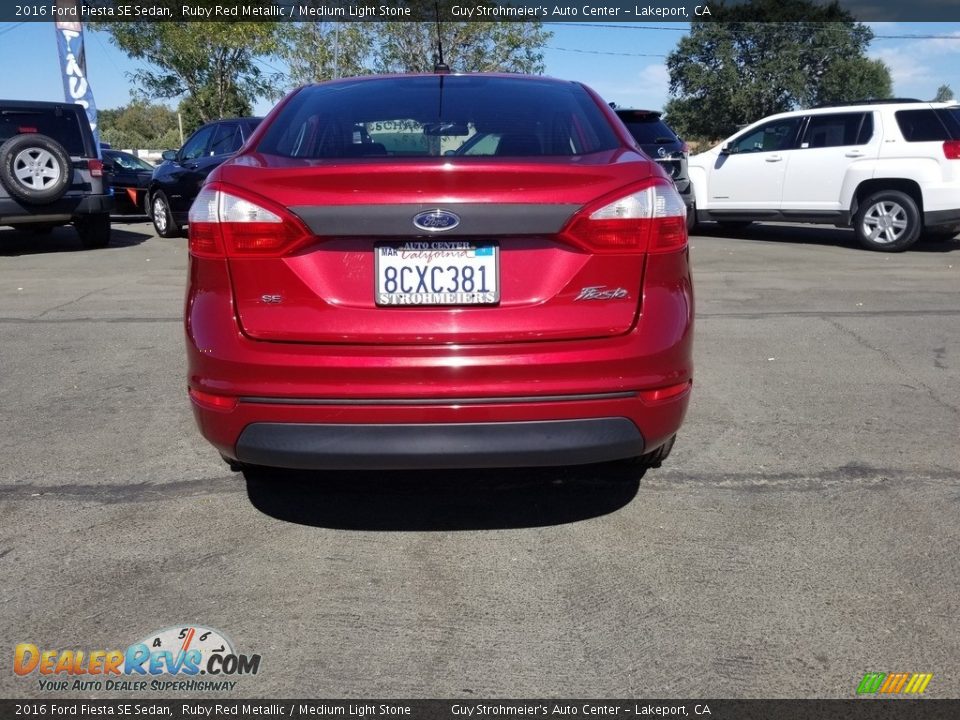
(54, 21, 100, 150)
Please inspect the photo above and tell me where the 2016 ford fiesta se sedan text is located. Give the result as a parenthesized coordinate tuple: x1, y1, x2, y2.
(185, 73, 694, 473)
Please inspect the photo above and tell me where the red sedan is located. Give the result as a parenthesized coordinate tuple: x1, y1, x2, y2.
(185, 73, 694, 472)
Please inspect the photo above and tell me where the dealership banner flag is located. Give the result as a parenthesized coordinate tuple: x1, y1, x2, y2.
(54, 15, 100, 148)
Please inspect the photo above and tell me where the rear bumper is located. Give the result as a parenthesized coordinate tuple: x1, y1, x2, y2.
(0, 194, 112, 224)
(235, 418, 645, 470)
(186, 251, 694, 469)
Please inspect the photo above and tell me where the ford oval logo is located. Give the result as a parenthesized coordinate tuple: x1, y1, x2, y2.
(413, 209, 460, 233)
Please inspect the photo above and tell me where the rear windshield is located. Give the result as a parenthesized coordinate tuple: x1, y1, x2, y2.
(257, 76, 620, 159)
(895, 108, 960, 142)
(0, 108, 88, 156)
(615, 111, 679, 145)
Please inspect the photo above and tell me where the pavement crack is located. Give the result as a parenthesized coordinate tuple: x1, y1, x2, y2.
(827, 318, 960, 419)
(34, 285, 116, 319)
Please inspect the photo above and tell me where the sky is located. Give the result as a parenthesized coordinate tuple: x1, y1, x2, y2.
(0, 20, 958, 120)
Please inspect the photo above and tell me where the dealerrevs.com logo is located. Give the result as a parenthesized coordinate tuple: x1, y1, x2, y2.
(14, 625, 261, 693)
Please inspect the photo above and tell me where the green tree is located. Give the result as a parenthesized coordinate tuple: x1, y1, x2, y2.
(177, 85, 252, 137)
(277, 13, 550, 84)
(98, 100, 180, 150)
(280, 22, 375, 86)
(372, 21, 550, 74)
(933, 84, 954, 102)
(92, 14, 282, 126)
(663, 0, 892, 140)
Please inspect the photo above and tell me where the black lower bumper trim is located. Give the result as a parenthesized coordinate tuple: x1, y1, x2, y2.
(235, 418, 645, 470)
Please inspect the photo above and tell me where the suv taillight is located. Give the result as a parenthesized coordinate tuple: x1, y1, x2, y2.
(188, 184, 312, 258)
(88, 159, 103, 177)
(944, 140, 960, 160)
(561, 177, 688, 254)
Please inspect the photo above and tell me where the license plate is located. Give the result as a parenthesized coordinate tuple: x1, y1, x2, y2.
(375, 240, 499, 306)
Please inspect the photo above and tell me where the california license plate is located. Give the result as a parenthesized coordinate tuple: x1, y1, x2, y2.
(375, 240, 499, 306)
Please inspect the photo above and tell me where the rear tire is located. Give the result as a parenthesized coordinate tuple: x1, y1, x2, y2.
(618, 435, 677, 471)
(220, 454, 247, 473)
(75, 213, 111, 249)
(686, 202, 698, 233)
(151, 191, 180, 238)
(854, 190, 920, 252)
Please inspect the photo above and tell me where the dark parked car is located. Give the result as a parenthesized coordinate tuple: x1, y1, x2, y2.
(147, 117, 261, 237)
(614, 109, 694, 225)
(0, 99, 111, 248)
(102, 149, 153, 215)
(185, 74, 693, 473)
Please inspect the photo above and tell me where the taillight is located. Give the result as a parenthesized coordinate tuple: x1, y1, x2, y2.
(188, 183, 312, 258)
(188, 387, 237, 412)
(561, 177, 688, 254)
(944, 140, 960, 159)
(88, 159, 103, 177)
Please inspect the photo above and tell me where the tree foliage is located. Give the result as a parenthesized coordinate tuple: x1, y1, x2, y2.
(92, 16, 282, 126)
(663, 0, 892, 140)
(281, 23, 374, 87)
(98, 100, 180, 150)
(933, 84, 954, 102)
(371, 21, 549, 75)
(277, 15, 550, 86)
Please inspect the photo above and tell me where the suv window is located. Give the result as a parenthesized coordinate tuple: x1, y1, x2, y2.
(181, 125, 215, 161)
(896, 109, 954, 142)
(730, 117, 802, 154)
(0, 108, 86, 156)
(209, 122, 241, 156)
(936, 107, 960, 138)
(801, 113, 873, 148)
(615, 111, 679, 144)
(258, 76, 620, 159)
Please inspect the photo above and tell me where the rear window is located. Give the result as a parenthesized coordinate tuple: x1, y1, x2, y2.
(257, 76, 620, 159)
(0, 108, 87, 156)
(801, 112, 873, 148)
(895, 109, 958, 142)
(935, 107, 960, 139)
(615, 111, 679, 145)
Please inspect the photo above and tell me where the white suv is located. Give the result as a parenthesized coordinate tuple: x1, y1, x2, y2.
(687, 100, 960, 251)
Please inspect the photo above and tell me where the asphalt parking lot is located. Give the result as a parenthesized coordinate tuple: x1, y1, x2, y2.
(1, 220, 958, 699)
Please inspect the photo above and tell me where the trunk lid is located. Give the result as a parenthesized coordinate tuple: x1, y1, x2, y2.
(220, 152, 654, 345)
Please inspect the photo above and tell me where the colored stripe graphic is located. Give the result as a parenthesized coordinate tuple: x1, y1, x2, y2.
(857, 673, 886, 694)
(858, 672, 932, 695)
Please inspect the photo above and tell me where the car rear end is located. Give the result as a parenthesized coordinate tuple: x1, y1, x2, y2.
(614, 109, 692, 208)
(186, 75, 693, 471)
(0, 101, 111, 239)
(888, 103, 960, 231)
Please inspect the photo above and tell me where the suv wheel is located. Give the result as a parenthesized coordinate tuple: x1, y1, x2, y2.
(151, 191, 180, 238)
(0, 134, 73, 205)
(855, 190, 921, 252)
(75, 213, 111, 249)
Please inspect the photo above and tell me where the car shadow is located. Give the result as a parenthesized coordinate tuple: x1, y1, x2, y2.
(0, 223, 153, 256)
(695, 222, 960, 253)
(243, 463, 642, 531)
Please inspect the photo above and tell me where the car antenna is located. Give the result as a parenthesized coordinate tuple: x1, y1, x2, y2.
(433, 0, 450, 73)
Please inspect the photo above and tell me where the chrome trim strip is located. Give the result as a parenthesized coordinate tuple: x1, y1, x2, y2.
(237, 392, 637, 406)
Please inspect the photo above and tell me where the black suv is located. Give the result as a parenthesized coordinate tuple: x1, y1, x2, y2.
(0, 100, 111, 248)
(147, 117, 261, 237)
(614, 109, 693, 224)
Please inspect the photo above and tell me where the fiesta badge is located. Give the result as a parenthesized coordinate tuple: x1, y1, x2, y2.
(413, 209, 460, 233)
